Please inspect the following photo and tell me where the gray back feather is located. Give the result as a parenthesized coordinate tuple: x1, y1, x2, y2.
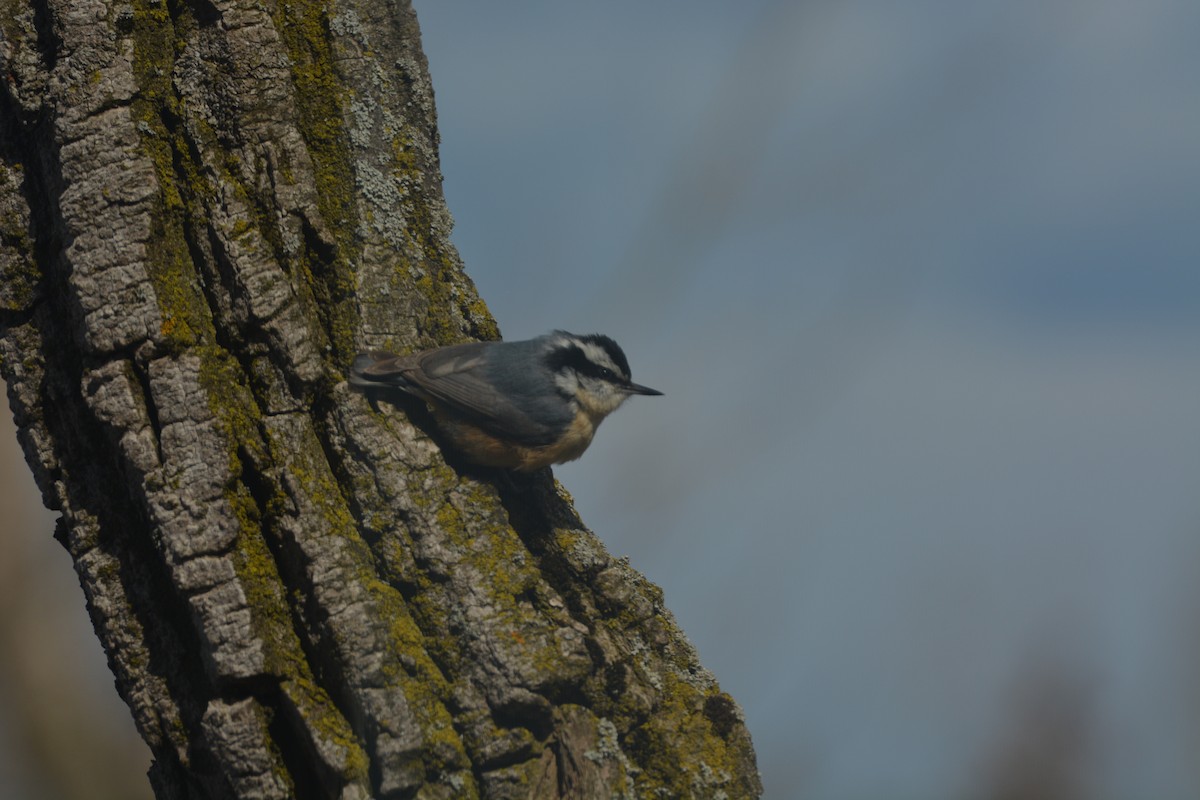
(351, 337, 573, 447)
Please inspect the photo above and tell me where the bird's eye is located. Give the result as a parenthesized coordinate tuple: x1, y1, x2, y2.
(599, 368, 614, 380)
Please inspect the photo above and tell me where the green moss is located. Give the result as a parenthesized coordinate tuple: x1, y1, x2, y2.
(434, 487, 537, 602)
(246, 698, 298, 797)
(626, 673, 748, 798)
(128, 0, 216, 349)
(272, 2, 355, 238)
(121, 1, 486, 788)
(464, 296, 501, 341)
(197, 346, 268, 463)
(0, 0, 21, 45)
(287, 676, 371, 784)
(420, 486, 588, 695)
(258, 414, 475, 785)
(382, 122, 498, 344)
(405, 221, 477, 345)
(230, 216, 254, 240)
(368, 577, 476, 786)
(228, 482, 300, 673)
(196, 354, 374, 788)
(128, 0, 341, 370)
(271, 0, 360, 364)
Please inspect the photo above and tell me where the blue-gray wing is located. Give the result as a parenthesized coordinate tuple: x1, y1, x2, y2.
(351, 342, 568, 446)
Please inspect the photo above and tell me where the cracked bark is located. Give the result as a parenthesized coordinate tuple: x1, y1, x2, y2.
(0, 0, 761, 798)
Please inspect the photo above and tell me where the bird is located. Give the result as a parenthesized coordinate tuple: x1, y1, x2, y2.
(349, 331, 662, 471)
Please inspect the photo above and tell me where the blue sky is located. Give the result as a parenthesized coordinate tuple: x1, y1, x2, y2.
(415, 2, 1200, 797)
(2, 2, 1199, 797)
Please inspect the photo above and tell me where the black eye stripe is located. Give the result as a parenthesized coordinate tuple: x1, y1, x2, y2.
(577, 334, 632, 378)
(547, 344, 623, 382)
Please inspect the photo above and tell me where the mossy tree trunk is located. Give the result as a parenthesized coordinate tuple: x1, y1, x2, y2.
(0, 0, 761, 797)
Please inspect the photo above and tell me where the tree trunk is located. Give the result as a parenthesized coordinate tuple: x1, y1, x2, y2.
(0, 1, 761, 797)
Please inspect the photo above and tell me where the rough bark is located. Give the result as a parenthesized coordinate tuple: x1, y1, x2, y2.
(0, 1, 761, 798)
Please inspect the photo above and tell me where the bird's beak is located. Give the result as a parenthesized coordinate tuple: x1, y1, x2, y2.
(625, 381, 663, 396)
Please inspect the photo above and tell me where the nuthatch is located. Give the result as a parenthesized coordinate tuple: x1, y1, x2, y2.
(349, 331, 662, 471)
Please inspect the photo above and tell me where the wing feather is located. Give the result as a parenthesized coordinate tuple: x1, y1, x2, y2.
(354, 342, 565, 446)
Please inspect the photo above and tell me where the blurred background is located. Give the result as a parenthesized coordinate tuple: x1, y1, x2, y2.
(4, 1, 1200, 797)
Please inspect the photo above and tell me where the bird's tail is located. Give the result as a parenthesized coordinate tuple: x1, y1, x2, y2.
(348, 351, 398, 390)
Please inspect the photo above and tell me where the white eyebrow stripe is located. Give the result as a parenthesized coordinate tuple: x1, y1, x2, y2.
(577, 341, 618, 372)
